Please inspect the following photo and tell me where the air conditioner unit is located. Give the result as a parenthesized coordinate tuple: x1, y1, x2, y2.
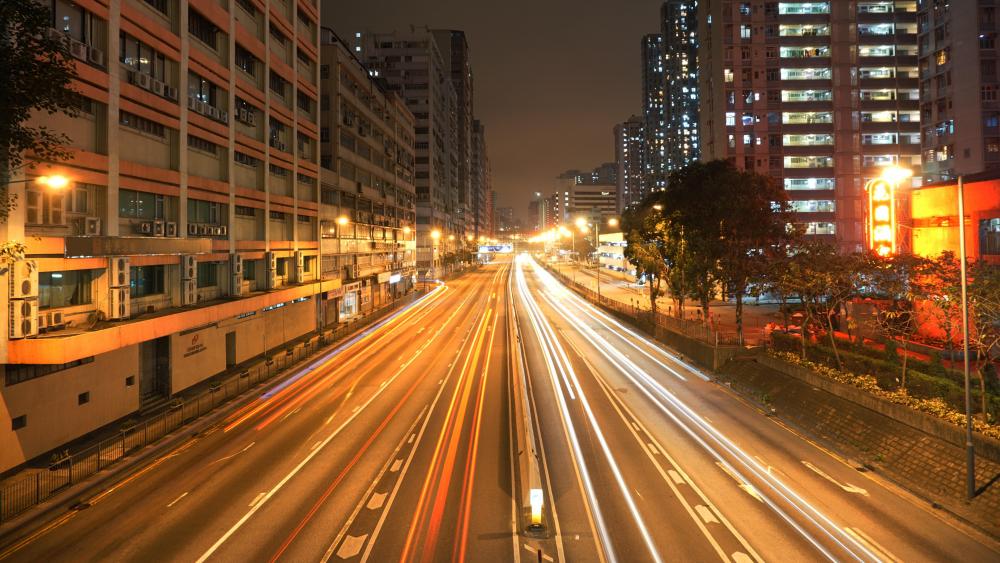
(153, 220, 165, 237)
(69, 39, 88, 61)
(46, 28, 65, 43)
(194, 100, 208, 115)
(266, 269, 279, 290)
(238, 108, 249, 123)
(230, 253, 243, 276)
(218, 225, 228, 236)
(87, 46, 105, 67)
(9, 260, 38, 299)
(181, 255, 197, 280)
(265, 251, 277, 271)
(85, 216, 101, 235)
(37, 310, 48, 333)
(151, 78, 165, 97)
(246, 112, 257, 127)
(138, 221, 153, 235)
(187, 222, 199, 236)
(229, 273, 245, 297)
(198, 224, 210, 235)
(206, 105, 219, 120)
(164, 86, 179, 101)
(294, 251, 305, 282)
(219, 110, 229, 124)
(109, 256, 130, 287)
(181, 279, 198, 305)
(187, 95, 198, 110)
(210, 226, 221, 236)
(107, 287, 129, 320)
(9, 299, 38, 339)
(135, 72, 152, 90)
(165, 221, 177, 237)
(49, 310, 64, 328)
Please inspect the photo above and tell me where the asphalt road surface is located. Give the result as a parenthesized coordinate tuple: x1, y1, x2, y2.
(1, 255, 997, 562)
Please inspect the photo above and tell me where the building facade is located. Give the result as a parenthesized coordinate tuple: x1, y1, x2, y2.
(432, 30, 474, 238)
(918, 0, 1000, 183)
(699, 0, 921, 251)
(642, 33, 667, 191)
(318, 28, 417, 311)
(471, 119, 491, 238)
(662, 0, 701, 172)
(614, 115, 645, 211)
(355, 29, 460, 271)
(0, 0, 376, 472)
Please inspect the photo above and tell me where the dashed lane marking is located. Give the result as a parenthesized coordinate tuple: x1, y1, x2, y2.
(249, 492, 267, 508)
(167, 492, 188, 507)
(407, 433, 416, 444)
(667, 470, 685, 485)
(390, 459, 403, 472)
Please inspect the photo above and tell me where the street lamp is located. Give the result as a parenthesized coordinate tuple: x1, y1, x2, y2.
(3, 174, 71, 189)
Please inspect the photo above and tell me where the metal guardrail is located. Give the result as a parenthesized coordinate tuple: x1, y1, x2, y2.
(0, 292, 423, 524)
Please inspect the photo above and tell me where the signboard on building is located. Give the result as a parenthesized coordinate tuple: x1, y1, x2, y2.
(478, 244, 513, 253)
(866, 178, 896, 257)
(377, 272, 391, 283)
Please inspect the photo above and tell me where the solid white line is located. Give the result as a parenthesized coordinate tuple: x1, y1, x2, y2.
(167, 492, 188, 507)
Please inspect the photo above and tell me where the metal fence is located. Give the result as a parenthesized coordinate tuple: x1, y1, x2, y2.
(546, 267, 743, 346)
(0, 292, 422, 524)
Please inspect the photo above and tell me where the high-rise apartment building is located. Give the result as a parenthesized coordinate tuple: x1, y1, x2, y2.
(699, 0, 920, 251)
(471, 119, 491, 238)
(642, 33, 667, 190)
(662, 1, 701, 171)
(432, 30, 474, 238)
(614, 115, 645, 211)
(356, 29, 460, 271)
(0, 0, 343, 472)
(918, 0, 1000, 182)
(318, 29, 417, 305)
(495, 206, 515, 234)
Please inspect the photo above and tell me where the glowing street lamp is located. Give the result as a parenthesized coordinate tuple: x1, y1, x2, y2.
(36, 175, 70, 189)
(336, 215, 350, 226)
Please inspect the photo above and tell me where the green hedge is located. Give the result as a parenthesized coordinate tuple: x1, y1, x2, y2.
(770, 332, 999, 415)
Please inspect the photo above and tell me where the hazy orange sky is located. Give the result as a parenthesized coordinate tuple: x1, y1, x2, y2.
(322, 0, 664, 222)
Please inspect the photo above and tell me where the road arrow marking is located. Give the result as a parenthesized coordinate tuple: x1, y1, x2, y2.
(337, 534, 367, 559)
(695, 505, 719, 524)
(366, 492, 387, 510)
(802, 461, 869, 496)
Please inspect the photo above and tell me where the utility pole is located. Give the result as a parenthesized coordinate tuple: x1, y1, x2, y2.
(957, 175, 976, 499)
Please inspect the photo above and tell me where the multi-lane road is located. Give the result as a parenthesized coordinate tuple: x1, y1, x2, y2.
(1, 255, 997, 562)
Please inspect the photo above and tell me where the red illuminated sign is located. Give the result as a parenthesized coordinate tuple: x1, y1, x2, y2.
(866, 178, 896, 257)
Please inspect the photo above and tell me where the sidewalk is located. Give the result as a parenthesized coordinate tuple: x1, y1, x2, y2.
(556, 262, 782, 344)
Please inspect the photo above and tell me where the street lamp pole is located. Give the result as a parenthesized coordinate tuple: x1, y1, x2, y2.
(957, 174, 976, 499)
(595, 221, 601, 301)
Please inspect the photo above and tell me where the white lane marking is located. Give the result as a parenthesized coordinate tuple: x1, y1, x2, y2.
(696, 505, 720, 524)
(844, 527, 901, 563)
(715, 461, 764, 503)
(416, 327, 425, 334)
(802, 461, 870, 496)
(667, 470, 685, 485)
(755, 455, 785, 478)
(732, 552, 754, 563)
(337, 534, 368, 559)
(389, 459, 402, 472)
(407, 433, 415, 444)
(352, 405, 359, 413)
(209, 442, 255, 465)
(325, 414, 335, 425)
(366, 492, 387, 510)
(249, 492, 267, 508)
(310, 440, 322, 451)
(646, 442, 658, 455)
(167, 492, 188, 507)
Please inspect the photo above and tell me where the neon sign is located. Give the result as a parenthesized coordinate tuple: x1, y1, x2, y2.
(866, 178, 896, 257)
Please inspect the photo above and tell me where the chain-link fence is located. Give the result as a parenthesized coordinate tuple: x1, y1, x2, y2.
(0, 292, 423, 524)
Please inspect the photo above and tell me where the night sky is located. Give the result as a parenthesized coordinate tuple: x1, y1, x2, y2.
(322, 0, 664, 223)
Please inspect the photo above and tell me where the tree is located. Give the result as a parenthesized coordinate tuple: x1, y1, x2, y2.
(622, 206, 668, 314)
(869, 253, 932, 392)
(1, 0, 80, 221)
(922, 251, 964, 361)
(970, 262, 1000, 421)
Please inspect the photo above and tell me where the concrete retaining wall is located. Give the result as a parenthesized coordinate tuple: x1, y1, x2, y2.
(756, 353, 1000, 464)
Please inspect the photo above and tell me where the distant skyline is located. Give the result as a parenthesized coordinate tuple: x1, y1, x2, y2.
(322, 0, 664, 224)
